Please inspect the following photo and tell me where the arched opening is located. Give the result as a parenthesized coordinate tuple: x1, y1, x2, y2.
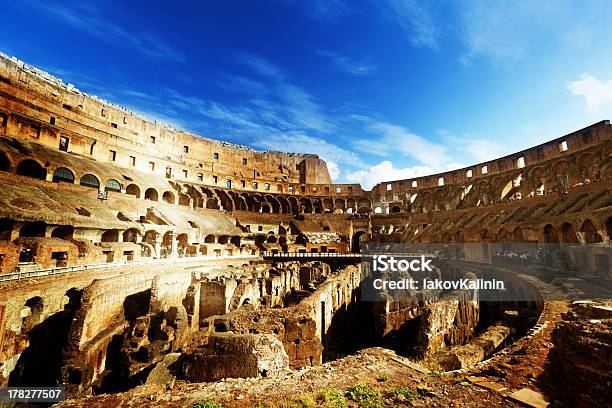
(0, 151, 11, 172)
(231, 236, 241, 246)
(218, 235, 229, 244)
(51, 226, 74, 240)
(300, 197, 312, 213)
(101, 229, 119, 242)
(607, 217, 612, 241)
(204, 235, 215, 243)
(17, 159, 46, 180)
(334, 198, 345, 212)
(162, 191, 175, 204)
(580, 219, 602, 243)
(105, 179, 121, 193)
(52, 167, 74, 184)
(79, 174, 100, 189)
(19, 221, 47, 238)
(125, 184, 141, 198)
(162, 231, 173, 256)
(513, 226, 524, 242)
(178, 193, 190, 206)
(176, 233, 189, 255)
(0, 218, 13, 241)
(543, 224, 559, 244)
(122, 228, 139, 243)
(144, 188, 159, 201)
(23, 296, 44, 328)
(267, 235, 277, 244)
(351, 231, 368, 253)
(391, 206, 401, 213)
(374, 207, 383, 214)
(561, 222, 578, 244)
(322, 198, 334, 213)
(143, 230, 158, 249)
(357, 198, 371, 213)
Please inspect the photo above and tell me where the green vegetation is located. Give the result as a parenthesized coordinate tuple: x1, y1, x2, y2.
(390, 387, 418, 402)
(316, 389, 347, 407)
(376, 374, 389, 382)
(191, 401, 222, 408)
(345, 384, 384, 408)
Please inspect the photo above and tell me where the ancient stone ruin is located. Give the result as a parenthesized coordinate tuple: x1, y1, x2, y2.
(0, 52, 610, 407)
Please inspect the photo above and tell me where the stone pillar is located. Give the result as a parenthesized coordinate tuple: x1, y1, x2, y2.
(171, 233, 179, 257)
(45, 172, 53, 182)
(154, 237, 162, 259)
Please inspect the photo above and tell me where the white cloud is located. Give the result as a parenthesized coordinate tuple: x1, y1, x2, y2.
(345, 161, 434, 190)
(317, 51, 377, 77)
(326, 161, 340, 180)
(252, 132, 363, 169)
(567, 74, 612, 111)
(354, 121, 453, 169)
(381, 0, 440, 49)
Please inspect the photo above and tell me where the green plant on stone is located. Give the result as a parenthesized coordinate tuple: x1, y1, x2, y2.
(191, 401, 222, 408)
(316, 389, 347, 407)
(345, 384, 384, 408)
(390, 387, 418, 402)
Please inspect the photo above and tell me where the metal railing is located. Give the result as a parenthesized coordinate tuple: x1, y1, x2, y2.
(261, 251, 366, 258)
(0, 254, 259, 283)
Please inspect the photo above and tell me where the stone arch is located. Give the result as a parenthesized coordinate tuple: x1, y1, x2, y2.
(162, 191, 176, 204)
(0, 151, 11, 172)
(299, 197, 312, 213)
(322, 198, 334, 213)
(277, 196, 290, 213)
(51, 225, 74, 240)
(105, 179, 122, 193)
(561, 222, 578, 244)
(288, 196, 299, 214)
(215, 189, 234, 211)
(312, 199, 323, 214)
(580, 219, 602, 243)
(19, 221, 47, 237)
(231, 236, 241, 246)
(267, 235, 277, 243)
(351, 231, 368, 252)
(101, 229, 120, 242)
(178, 192, 190, 206)
(123, 228, 140, 243)
(23, 296, 44, 328)
(125, 184, 141, 198)
(391, 205, 401, 213)
(357, 198, 371, 213)
(334, 198, 346, 211)
(543, 224, 559, 243)
(52, 167, 75, 184)
(144, 188, 159, 201)
(143, 230, 159, 246)
(218, 235, 229, 244)
(346, 198, 356, 212)
(16, 159, 46, 180)
(176, 233, 189, 254)
(265, 195, 280, 213)
(79, 174, 100, 189)
(513, 226, 524, 242)
(204, 234, 216, 243)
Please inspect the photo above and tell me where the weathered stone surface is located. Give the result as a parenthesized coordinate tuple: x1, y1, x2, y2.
(183, 333, 289, 382)
(145, 352, 181, 387)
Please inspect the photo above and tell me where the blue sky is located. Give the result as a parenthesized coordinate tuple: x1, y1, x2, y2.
(2, 0, 612, 188)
